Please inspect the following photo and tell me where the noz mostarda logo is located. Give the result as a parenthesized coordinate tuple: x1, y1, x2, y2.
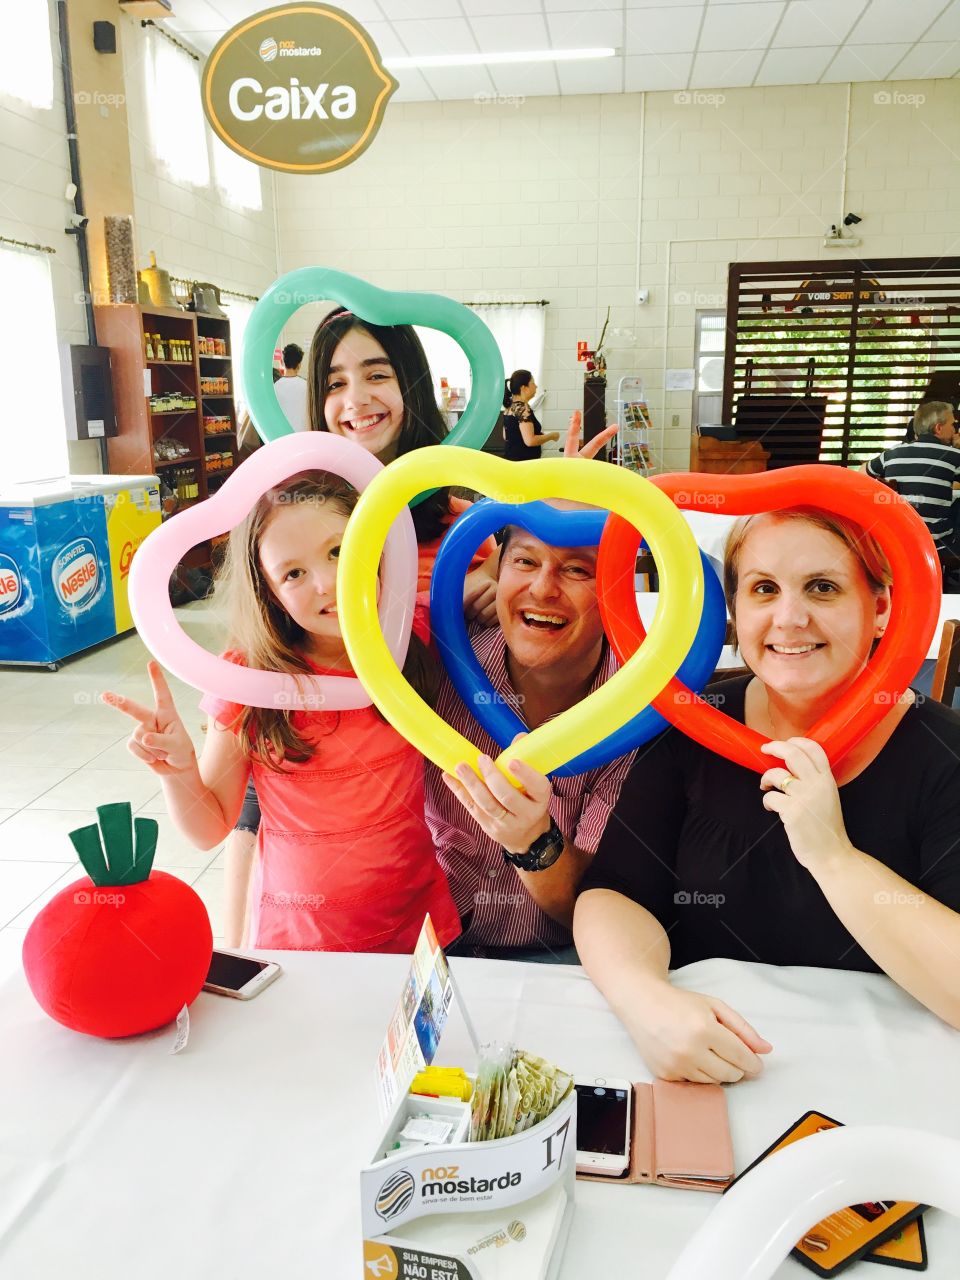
(374, 1169, 415, 1221)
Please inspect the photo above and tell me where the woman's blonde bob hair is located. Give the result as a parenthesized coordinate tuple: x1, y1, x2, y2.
(722, 507, 892, 650)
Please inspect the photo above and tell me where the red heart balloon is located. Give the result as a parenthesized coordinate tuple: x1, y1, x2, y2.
(597, 466, 941, 772)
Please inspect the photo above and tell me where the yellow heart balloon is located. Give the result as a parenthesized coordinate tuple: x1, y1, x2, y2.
(338, 447, 704, 782)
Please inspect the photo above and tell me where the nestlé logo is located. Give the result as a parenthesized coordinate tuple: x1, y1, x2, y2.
(52, 538, 99, 609)
(0, 552, 22, 615)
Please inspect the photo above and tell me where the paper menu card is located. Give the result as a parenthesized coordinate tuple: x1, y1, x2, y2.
(376, 915, 478, 1117)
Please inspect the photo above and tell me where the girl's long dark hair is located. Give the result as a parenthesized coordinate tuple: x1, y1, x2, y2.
(216, 469, 436, 769)
(307, 309, 452, 542)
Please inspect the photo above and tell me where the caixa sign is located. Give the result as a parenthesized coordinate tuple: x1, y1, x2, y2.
(52, 539, 99, 610)
(0, 553, 22, 616)
(202, 3, 397, 174)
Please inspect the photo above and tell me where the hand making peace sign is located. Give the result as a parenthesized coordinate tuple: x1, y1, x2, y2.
(102, 661, 197, 776)
(564, 409, 619, 460)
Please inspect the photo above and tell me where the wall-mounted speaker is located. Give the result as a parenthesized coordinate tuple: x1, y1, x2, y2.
(93, 21, 117, 54)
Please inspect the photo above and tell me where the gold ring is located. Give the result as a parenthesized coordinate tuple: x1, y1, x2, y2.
(780, 775, 797, 792)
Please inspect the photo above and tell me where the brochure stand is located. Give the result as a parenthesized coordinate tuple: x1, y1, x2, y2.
(360, 917, 576, 1279)
(613, 376, 660, 475)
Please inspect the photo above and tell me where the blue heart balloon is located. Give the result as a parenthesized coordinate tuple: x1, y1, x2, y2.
(430, 498, 726, 777)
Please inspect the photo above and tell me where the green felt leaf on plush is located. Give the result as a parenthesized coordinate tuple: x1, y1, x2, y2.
(67, 804, 158, 887)
(97, 803, 134, 879)
(68, 823, 110, 886)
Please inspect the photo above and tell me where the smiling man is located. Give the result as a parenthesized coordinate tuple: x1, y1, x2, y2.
(424, 523, 637, 961)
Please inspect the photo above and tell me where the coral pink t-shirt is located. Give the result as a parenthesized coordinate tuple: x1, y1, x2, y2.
(202, 607, 460, 953)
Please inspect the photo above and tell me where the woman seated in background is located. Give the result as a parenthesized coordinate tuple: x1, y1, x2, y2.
(574, 508, 960, 1085)
(502, 369, 559, 460)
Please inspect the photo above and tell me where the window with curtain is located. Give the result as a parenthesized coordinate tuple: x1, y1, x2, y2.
(142, 25, 209, 187)
(0, 0, 54, 110)
(212, 133, 263, 212)
(0, 246, 68, 481)
(222, 296, 256, 417)
(415, 304, 547, 407)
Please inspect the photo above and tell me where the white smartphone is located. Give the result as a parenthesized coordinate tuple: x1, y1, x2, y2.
(203, 949, 282, 1000)
(575, 1076, 633, 1177)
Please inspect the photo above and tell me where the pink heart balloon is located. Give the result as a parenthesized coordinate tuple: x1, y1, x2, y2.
(129, 434, 418, 710)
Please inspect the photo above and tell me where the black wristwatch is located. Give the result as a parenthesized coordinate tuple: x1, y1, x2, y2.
(502, 819, 566, 872)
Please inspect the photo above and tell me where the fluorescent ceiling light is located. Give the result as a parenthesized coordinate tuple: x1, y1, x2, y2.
(385, 48, 616, 70)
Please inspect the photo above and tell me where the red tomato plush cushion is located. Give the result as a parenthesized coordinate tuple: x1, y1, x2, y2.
(22, 870, 213, 1038)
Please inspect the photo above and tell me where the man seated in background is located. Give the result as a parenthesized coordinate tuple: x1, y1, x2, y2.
(863, 400, 960, 560)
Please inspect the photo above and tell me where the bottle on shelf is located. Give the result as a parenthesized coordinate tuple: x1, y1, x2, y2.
(155, 333, 166, 361)
(145, 334, 155, 361)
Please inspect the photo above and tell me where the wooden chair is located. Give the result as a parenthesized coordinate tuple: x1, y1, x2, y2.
(930, 619, 960, 707)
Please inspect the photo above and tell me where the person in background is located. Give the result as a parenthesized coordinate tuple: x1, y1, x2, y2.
(275, 342, 309, 432)
(502, 370, 559, 461)
(863, 400, 960, 557)
(574, 508, 960, 1083)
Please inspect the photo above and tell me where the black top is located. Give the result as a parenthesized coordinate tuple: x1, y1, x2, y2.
(865, 434, 960, 546)
(503, 397, 543, 461)
(580, 676, 960, 972)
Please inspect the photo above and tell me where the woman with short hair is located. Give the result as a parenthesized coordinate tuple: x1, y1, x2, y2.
(574, 507, 960, 1084)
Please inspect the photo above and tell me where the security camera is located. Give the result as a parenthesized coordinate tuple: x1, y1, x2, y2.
(843, 212, 862, 226)
(67, 213, 89, 229)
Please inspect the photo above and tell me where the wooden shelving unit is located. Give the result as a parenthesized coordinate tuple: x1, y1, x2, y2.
(94, 302, 212, 569)
(196, 313, 237, 497)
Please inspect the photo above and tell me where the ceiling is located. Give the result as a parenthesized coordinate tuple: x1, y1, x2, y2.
(165, 0, 960, 102)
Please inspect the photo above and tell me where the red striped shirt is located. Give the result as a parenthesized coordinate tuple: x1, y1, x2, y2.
(424, 626, 636, 950)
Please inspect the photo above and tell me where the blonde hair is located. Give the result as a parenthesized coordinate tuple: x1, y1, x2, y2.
(216, 470, 435, 768)
(722, 508, 891, 650)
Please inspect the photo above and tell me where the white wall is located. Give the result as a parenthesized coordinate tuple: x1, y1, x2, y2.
(277, 78, 960, 470)
(0, 2, 95, 472)
(120, 16, 279, 301)
(5, 30, 959, 478)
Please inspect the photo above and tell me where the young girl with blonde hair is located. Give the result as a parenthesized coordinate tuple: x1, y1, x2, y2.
(104, 470, 460, 953)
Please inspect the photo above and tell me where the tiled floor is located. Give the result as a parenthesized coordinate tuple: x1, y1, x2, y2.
(0, 602, 229, 979)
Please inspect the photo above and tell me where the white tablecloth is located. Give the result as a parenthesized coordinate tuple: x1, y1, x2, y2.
(0, 955, 957, 1278)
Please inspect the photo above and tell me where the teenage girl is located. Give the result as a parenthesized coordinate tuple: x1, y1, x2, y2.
(103, 470, 461, 953)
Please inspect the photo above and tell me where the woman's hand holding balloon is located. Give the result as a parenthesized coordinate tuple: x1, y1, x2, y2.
(760, 738, 854, 872)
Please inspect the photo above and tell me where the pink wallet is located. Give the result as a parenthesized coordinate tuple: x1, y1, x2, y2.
(577, 1080, 734, 1193)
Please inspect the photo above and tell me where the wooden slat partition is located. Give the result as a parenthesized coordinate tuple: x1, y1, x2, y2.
(723, 258, 960, 468)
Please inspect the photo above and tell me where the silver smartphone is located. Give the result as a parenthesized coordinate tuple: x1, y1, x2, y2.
(575, 1076, 633, 1177)
(203, 949, 282, 1000)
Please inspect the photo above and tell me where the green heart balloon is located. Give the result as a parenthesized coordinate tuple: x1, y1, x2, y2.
(241, 268, 504, 505)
